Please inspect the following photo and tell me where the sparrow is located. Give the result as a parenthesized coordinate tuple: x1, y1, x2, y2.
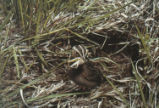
(68, 45, 102, 89)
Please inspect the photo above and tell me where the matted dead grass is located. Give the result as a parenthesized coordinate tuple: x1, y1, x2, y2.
(0, 0, 159, 108)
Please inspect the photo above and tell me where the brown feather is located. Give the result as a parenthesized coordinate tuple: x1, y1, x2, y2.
(68, 61, 101, 88)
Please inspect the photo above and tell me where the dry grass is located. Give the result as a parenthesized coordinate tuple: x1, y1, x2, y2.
(0, 0, 159, 108)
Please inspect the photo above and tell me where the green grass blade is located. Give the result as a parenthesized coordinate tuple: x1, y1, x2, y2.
(13, 46, 20, 78)
(17, 0, 24, 28)
(131, 60, 148, 108)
